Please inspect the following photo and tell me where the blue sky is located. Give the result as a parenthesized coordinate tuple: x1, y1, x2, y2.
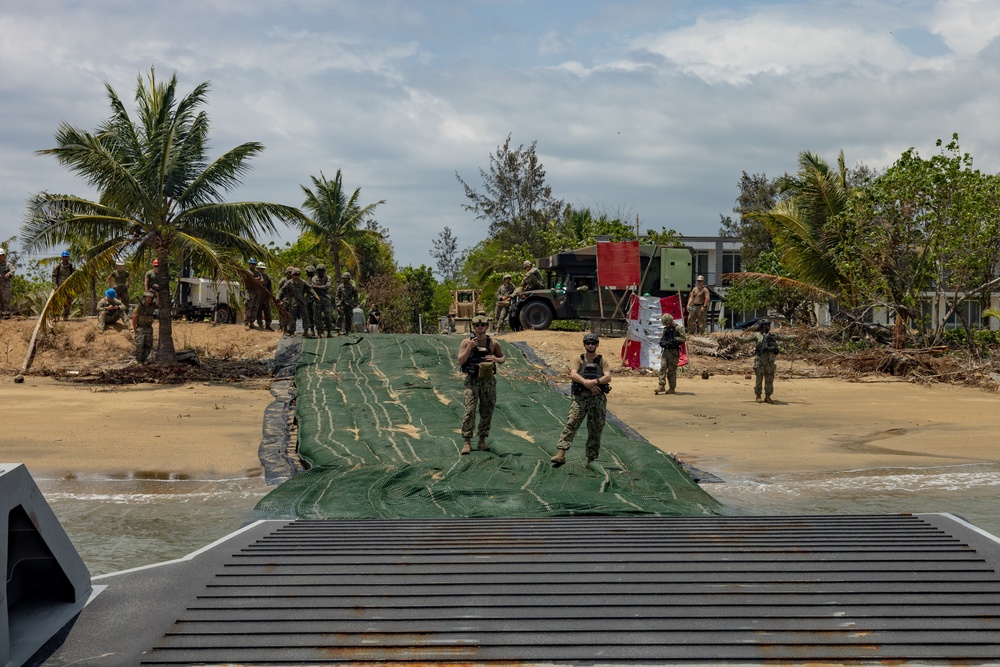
(2, 0, 1000, 272)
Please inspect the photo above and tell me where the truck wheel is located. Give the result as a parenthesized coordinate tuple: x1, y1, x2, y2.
(519, 301, 553, 330)
(215, 305, 234, 324)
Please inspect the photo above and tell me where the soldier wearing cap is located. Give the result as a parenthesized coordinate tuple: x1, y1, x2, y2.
(655, 313, 686, 395)
(551, 332, 612, 468)
(52, 250, 75, 320)
(336, 271, 359, 335)
(687, 274, 710, 335)
(277, 267, 319, 336)
(0, 248, 12, 313)
(97, 288, 126, 332)
(131, 291, 157, 363)
(107, 260, 130, 310)
(254, 262, 273, 330)
(493, 274, 515, 333)
(457, 314, 505, 455)
(310, 264, 335, 337)
(519, 260, 543, 293)
(753, 318, 779, 403)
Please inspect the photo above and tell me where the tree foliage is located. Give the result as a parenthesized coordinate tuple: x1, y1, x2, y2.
(718, 171, 779, 267)
(430, 226, 462, 284)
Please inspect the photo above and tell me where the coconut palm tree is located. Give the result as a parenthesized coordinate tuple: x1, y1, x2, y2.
(22, 68, 303, 363)
(299, 170, 385, 280)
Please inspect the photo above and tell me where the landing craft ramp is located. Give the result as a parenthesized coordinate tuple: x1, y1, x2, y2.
(256, 334, 721, 519)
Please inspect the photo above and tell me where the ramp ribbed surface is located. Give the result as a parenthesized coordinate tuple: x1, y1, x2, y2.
(143, 515, 1000, 664)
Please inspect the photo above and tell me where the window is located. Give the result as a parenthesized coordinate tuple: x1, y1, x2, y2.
(722, 251, 742, 274)
(692, 251, 709, 282)
(945, 300, 982, 328)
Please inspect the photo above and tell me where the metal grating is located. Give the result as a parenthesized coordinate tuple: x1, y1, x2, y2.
(142, 515, 1000, 664)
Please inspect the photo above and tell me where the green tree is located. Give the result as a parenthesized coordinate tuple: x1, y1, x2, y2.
(23, 68, 300, 363)
(399, 265, 438, 331)
(718, 171, 779, 267)
(430, 226, 462, 284)
(456, 134, 564, 257)
(299, 170, 386, 281)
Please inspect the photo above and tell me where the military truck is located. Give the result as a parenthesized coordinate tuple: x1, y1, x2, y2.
(508, 245, 694, 331)
(448, 289, 483, 332)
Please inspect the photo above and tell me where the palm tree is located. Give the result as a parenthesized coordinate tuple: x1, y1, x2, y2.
(22, 68, 303, 363)
(299, 170, 385, 280)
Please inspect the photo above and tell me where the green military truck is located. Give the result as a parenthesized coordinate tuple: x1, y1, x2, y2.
(508, 244, 695, 331)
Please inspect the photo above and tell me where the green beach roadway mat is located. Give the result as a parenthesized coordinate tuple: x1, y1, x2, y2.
(256, 334, 722, 519)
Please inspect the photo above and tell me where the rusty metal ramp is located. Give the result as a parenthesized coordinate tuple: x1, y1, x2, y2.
(41, 514, 1000, 665)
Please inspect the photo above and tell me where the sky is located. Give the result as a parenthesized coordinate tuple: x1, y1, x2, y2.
(3, 0, 1000, 273)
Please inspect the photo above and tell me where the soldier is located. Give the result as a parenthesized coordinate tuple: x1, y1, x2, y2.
(0, 248, 13, 314)
(336, 271, 359, 335)
(131, 291, 157, 363)
(277, 267, 294, 333)
(107, 259, 130, 310)
(550, 332, 612, 468)
(754, 319, 780, 404)
(255, 262, 273, 330)
(519, 260, 543, 292)
(277, 268, 319, 337)
(655, 313, 686, 395)
(310, 264, 335, 337)
(52, 250, 75, 320)
(493, 274, 514, 333)
(457, 314, 505, 455)
(143, 259, 159, 294)
(686, 274, 710, 335)
(302, 266, 317, 336)
(97, 288, 126, 332)
(243, 259, 262, 330)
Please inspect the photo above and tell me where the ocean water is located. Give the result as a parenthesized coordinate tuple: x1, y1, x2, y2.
(35, 462, 1000, 576)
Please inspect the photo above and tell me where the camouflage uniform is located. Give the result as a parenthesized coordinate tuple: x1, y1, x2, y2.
(96, 297, 126, 331)
(0, 256, 12, 313)
(133, 300, 157, 363)
(277, 276, 317, 335)
(493, 279, 515, 333)
(460, 334, 499, 441)
(310, 270, 335, 336)
(555, 353, 610, 462)
(302, 268, 317, 334)
(52, 260, 75, 319)
(243, 267, 262, 329)
(276, 270, 292, 332)
(336, 277, 359, 334)
(108, 268, 130, 309)
(256, 270, 273, 329)
(520, 266, 544, 292)
(754, 330, 779, 401)
(657, 321, 686, 392)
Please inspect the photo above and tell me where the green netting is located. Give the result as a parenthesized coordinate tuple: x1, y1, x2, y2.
(256, 334, 723, 519)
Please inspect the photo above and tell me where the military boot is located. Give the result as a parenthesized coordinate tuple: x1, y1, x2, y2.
(755, 394, 763, 403)
(460, 440, 472, 455)
(476, 436, 491, 452)
(550, 449, 566, 467)
(764, 395, 775, 404)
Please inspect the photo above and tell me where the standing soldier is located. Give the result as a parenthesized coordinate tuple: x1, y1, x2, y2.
(686, 274, 710, 335)
(457, 314, 505, 455)
(277, 267, 293, 334)
(107, 259, 130, 310)
(0, 248, 13, 314)
(655, 313, 685, 395)
(143, 259, 159, 294)
(255, 262, 273, 330)
(519, 260, 544, 292)
(550, 332, 612, 468)
(336, 271, 359, 335)
(96, 288, 126, 332)
(310, 265, 335, 337)
(277, 268, 319, 337)
(493, 274, 514, 333)
(131, 291, 157, 363)
(243, 259, 262, 330)
(52, 250, 75, 320)
(754, 319, 780, 403)
(302, 266, 317, 336)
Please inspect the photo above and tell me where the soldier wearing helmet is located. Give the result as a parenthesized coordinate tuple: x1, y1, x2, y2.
(52, 250, 76, 320)
(277, 267, 319, 337)
(107, 259, 130, 310)
(300, 266, 317, 336)
(655, 312, 686, 395)
(754, 319, 780, 403)
(551, 332, 611, 468)
(97, 288, 126, 332)
(493, 274, 515, 334)
(0, 247, 12, 313)
(309, 264, 334, 337)
(336, 271, 359, 335)
(457, 314, 506, 455)
(254, 262, 273, 330)
(243, 260, 265, 331)
(519, 260, 543, 293)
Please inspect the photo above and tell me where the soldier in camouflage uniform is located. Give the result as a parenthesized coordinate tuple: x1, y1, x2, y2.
(336, 271, 359, 334)
(551, 332, 612, 467)
(97, 288, 126, 332)
(754, 319, 779, 403)
(107, 260, 130, 310)
(52, 250, 75, 320)
(302, 266, 317, 336)
(276, 267, 293, 333)
(0, 248, 12, 314)
(456, 314, 506, 455)
(310, 265, 335, 337)
(243, 259, 262, 330)
(518, 260, 544, 293)
(655, 313, 685, 395)
(131, 291, 157, 363)
(277, 268, 319, 336)
(492, 274, 514, 334)
(255, 262, 273, 330)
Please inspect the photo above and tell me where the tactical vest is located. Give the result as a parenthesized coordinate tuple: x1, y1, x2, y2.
(461, 336, 492, 375)
(756, 333, 779, 355)
(659, 326, 682, 350)
(571, 354, 604, 395)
